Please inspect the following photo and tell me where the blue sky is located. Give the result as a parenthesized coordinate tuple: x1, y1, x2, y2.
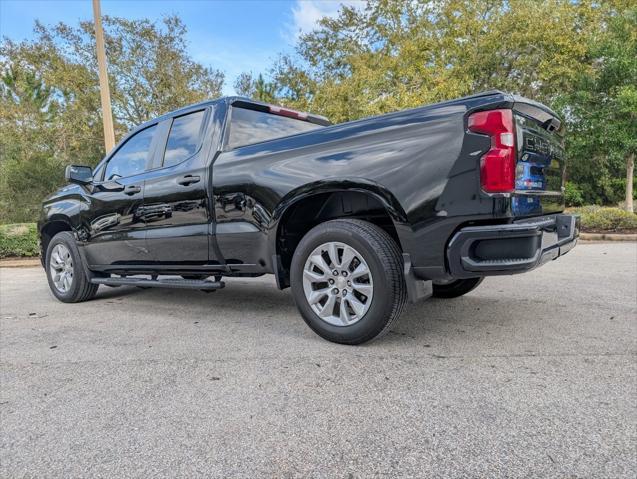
(0, 0, 357, 94)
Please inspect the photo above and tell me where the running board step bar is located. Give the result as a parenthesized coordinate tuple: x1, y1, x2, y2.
(90, 277, 225, 291)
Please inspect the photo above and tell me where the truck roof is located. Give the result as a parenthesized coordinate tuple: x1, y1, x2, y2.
(144, 96, 331, 128)
(133, 90, 559, 141)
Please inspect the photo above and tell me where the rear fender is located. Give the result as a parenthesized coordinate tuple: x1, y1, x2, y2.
(269, 178, 409, 259)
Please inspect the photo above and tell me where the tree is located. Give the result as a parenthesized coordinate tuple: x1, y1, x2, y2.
(270, 0, 603, 123)
(0, 42, 90, 223)
(557, 4, 637, 209)
(0, 15, 225, 222)
(234, 72, 254, 97)
(32, 15, 224, 128)
(1, 66, 52, 112)
(233, 72, 277, 103)
(264, 0, 633, 208)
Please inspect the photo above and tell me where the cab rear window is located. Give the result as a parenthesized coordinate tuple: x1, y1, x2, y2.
(227, 107, 323, 149)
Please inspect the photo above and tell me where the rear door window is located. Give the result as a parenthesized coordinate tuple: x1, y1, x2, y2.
(163, 110, 205, 167)
(227, 107, 322, 149)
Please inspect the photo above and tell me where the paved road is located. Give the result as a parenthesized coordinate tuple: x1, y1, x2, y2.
(1, 242, 635, 478)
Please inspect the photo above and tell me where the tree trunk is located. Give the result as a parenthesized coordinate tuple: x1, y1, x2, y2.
(626, 152, 634, 213)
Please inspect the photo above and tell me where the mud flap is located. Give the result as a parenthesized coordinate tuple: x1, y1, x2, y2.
(403, 253, 432, 303)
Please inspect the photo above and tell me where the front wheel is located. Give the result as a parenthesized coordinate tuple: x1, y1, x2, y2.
(290, 219, 406, 345)
(45, 231, 99, 303)
(432, 277, 484, 298)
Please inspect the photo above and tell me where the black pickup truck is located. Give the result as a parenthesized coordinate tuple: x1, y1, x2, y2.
(39, 91, 578, 344)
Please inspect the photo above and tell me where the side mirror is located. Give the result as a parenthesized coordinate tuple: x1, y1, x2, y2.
(65, 165, 93, 185)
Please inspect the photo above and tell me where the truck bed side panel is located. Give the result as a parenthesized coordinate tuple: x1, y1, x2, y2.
(212, 94, 510, 276)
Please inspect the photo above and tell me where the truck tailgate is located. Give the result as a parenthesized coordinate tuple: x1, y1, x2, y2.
(511, 100, 565, 217)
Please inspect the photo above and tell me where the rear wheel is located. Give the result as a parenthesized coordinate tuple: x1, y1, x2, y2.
(46, 231, 99, 303)
(290, 219, 406, 345)
(432, 277, 483, 298)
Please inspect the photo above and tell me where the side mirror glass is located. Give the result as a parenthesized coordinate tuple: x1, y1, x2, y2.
(65, 165, 93, 185)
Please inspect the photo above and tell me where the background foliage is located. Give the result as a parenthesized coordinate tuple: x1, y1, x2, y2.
(1, 1, 635, 223)
(0, 15, 223, 222)
(566, 206, 637, 232)
(0, 223, 39, 258)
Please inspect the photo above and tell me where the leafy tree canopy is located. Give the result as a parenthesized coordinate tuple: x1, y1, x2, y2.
(557, 4, 637, 205)
(234, 72, 277, 103)
(257, 0, 635, 207)
(270, 0, 604, 122)
(0, 15, 224, 222)
(1, 3, 635, 222)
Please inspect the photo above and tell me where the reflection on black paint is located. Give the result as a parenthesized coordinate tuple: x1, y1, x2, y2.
(40, 93, 567, 278)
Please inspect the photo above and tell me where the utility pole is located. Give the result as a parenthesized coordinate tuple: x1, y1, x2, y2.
(92, 0, 115, 152)
(626, 153, 634, 212)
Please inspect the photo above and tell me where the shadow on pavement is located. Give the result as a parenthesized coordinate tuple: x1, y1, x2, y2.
(87, 277, 532, 346)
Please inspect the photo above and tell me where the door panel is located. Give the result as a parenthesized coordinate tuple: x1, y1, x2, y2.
(83, 175, 151, 265)
(143, 165, 210, 264)
(82, 123, 159, 266)
(143, 110, 211, 264)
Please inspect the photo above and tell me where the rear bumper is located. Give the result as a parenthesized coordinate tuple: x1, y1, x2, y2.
(447, 213, 579, 278)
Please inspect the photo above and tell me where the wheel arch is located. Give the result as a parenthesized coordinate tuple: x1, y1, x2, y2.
(271, 179, 409, 287)
(39, 217, 75, 264)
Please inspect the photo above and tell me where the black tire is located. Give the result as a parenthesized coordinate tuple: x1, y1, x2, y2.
(290, 219, 406, 345)
(432, 277, 484, 298)
(45, 231, 99, 303)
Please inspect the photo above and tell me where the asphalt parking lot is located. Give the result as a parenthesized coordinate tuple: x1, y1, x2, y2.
(1, 242, 635, 478)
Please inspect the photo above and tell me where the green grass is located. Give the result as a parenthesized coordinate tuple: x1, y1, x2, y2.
(566, 206, 637, 233)
(0, 223, 40, 258)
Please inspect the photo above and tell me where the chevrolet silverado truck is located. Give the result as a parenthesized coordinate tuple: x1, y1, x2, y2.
(38, 91, 579, 344)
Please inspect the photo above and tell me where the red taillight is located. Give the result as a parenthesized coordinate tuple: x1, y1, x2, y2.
(468, 109, 516, 193)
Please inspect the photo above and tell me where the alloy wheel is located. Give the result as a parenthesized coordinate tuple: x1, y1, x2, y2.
(49, 244, 74, 293)
(302, 241, 374, 326)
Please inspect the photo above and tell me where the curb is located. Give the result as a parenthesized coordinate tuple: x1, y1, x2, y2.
(579, 233, 637, 242)
(0, 258, 41, 268)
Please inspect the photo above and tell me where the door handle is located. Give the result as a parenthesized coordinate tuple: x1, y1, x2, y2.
(124, 185, 142, 195)
(177, 175, 201, 186)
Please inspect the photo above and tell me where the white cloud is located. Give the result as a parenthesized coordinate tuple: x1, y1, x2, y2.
(284, 0, 364, 44)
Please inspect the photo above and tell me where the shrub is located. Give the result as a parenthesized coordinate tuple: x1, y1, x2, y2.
(0, 223, 40, 258)
(564, 182, 585, 206)
(567, 206, 637, 232)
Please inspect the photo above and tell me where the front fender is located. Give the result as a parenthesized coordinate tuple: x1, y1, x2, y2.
(38, 186, 92, 244)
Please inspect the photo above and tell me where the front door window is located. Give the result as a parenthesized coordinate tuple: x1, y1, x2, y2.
(104, 125, 157, 180)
